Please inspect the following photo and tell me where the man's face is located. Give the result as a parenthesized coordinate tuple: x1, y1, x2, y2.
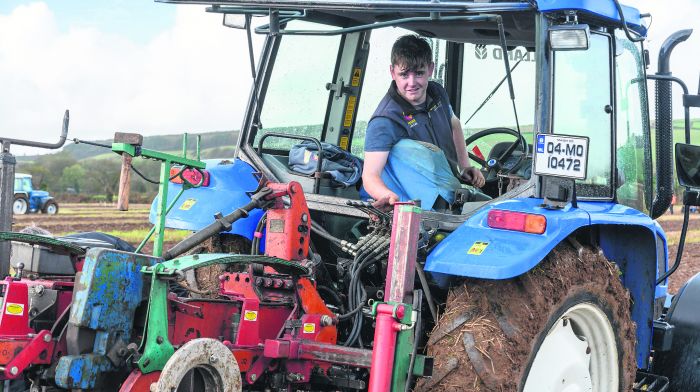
(390, 62, 435, 106)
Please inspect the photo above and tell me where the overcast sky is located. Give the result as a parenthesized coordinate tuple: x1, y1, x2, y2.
(0, 0, 698, 155)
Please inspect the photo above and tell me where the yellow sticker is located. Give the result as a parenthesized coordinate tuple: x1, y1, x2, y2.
(179, 198, 197, 211)
(303, 323, 316, 334)
(343, 96, 357, 127)
(467, 241, 489, 255)
(6, 303, 24, 316)
(243, 310, 258, 321)
(351, 68, 362, 86)
(339, 136, 349, 151)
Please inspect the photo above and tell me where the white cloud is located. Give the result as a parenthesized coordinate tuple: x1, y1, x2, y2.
(1, 1, 698, 156)
(627, 0, 700, 118)
(0, 2, 260, 155)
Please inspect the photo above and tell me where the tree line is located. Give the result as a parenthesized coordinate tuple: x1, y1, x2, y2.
(17, 131, 239, 202)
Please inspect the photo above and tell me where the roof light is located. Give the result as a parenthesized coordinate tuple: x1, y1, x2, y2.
(170, 166, 210, 187)
(487, 209, 547, 234)
(549, 24, 590, 51)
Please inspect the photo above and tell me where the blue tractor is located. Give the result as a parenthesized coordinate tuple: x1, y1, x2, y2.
(129, 0, 700, 390)
(13, 173, 59, 215)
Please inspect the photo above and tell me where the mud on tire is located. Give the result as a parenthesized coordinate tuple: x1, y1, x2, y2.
(417, 243, 637, 392)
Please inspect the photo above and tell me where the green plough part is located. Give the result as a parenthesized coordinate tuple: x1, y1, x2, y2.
(136, 253, 308, 373)
(0, 231, 85, 256)
(142, 253, 309, 276)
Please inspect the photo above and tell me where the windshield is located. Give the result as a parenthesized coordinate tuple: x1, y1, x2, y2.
(255, 21, 342, 150)
(459, 44, 537, 168)
(248, 15, 538, 206)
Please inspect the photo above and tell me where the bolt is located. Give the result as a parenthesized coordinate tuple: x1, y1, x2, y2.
(9, 366, 18, 376)
(43, 334, 51, 343)
(301, 213, 308, 222)
(34, 285, 45, 296)
(320, 315, 333, 327)
(156, 336, 164, 344)
(209, 355, 218, 364)
(193, 254, 199, 260)
(250, 374, 257, 381)
(118, 348, 127, 357)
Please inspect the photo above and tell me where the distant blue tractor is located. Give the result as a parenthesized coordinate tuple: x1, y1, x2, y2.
(13, 173, 58, 215)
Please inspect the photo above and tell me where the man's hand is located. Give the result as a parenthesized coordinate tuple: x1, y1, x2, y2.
(372, 191, 399, 211)
(460, 166, 486, 188)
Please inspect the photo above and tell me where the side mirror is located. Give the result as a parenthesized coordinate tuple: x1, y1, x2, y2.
(675, 143, 700, 188)
(223, 14, 247, 29)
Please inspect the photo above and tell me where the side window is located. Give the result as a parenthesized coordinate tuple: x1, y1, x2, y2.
(351, 28, 447, 158)
(615, 31, 651, 213)
(256, 21, 341, 150)
(553, 33, 613, 198)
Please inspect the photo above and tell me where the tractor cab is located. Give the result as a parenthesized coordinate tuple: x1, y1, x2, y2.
(174, 0, 655, 228)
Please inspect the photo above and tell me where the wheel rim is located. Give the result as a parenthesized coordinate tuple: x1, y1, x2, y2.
(46, 204, 57, 214)
(523, 302, 618, 392)
(13, 199, 27, 214)
(176, 365, 223, 392)
(155, 338, 242, 392)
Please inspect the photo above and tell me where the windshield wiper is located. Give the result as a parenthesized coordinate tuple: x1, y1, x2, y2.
(463, 58, 522, 126)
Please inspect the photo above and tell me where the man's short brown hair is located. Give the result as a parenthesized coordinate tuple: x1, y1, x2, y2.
(391, 34, 433, 71)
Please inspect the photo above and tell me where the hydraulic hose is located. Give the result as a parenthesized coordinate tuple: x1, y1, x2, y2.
(657, 202, 691, 285)
(163, 188, 271, 260)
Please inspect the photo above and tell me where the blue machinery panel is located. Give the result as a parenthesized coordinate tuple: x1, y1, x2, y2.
(149, 158, 264, 240)
(55, 249, 160, 389)
(426, 197, 665, 368)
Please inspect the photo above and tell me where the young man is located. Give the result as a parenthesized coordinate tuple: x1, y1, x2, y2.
(362, 34, 485, 208)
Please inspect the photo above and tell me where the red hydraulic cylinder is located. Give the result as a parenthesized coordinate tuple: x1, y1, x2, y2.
(368, 303, 405, 392)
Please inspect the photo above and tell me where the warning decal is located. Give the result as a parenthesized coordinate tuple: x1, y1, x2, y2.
(5, 303, 24, 316)
(244, 310, 258, 321)
(303, 323, 316, 333)
(344, 96, 357, 127)
(351, 68, 362, 86)
(179, 198, 197, 211)
(467, 241, 489, 255)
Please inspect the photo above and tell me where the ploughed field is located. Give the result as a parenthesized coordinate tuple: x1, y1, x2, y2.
(11, 203, 700, 293)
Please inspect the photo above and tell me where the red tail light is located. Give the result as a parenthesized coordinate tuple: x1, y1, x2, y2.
(487, 209, 546, 234)
(170, 166, 210, 187)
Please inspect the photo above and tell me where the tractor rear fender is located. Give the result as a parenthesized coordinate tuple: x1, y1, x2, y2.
(38, 196, 56, 209)
(149, 158, 264, 241)
(425, 197, 665, 369)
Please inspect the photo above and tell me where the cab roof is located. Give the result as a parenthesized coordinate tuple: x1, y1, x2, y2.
(158, 0, 646, 42)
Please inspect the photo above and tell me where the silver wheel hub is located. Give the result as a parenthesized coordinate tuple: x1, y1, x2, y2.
(523, 303, 618, 392)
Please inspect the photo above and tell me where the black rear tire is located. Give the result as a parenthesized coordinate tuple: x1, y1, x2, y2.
(13, 195, 28, 215)
(417, 243, 636, 391)
(42, 200, 58, 215)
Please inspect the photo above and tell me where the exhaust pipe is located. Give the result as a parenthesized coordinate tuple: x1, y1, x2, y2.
(651, 29, 692, 219)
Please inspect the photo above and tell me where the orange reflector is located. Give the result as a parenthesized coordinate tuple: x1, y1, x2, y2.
(487, 209, 546, 234)
(170, 166, 210, 187)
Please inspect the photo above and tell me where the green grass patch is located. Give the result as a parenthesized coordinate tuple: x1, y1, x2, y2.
(53, 228, 190, 244)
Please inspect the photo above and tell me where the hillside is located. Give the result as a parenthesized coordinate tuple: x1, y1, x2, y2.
(16, 130, 239, 162)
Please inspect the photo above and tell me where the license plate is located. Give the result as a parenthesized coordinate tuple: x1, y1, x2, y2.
(534, 133, 589, 180)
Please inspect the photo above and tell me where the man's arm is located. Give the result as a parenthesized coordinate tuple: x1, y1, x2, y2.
(451, 114, 486, 188)
(362, 151, 399, 205)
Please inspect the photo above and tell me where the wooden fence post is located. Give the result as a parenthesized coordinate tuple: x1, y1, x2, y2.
(117, 154, 132, 211)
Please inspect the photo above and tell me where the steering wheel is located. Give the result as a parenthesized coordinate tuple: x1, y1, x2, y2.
(464, 127, 528, 183)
